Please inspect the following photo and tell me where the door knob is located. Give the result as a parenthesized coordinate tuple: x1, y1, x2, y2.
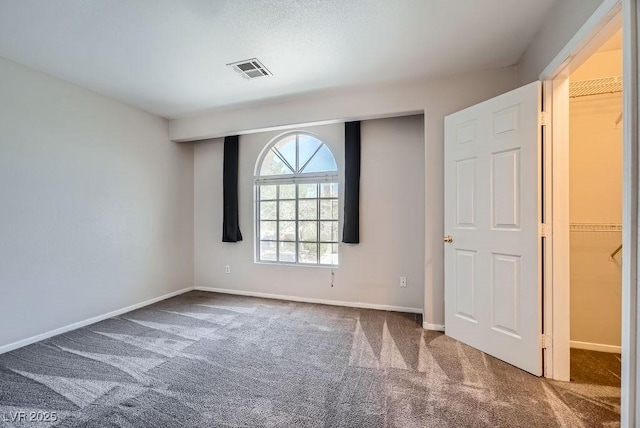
(444, 235, 453, 243)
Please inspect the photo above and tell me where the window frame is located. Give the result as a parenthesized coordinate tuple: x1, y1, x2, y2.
(254, 131, 339, 267)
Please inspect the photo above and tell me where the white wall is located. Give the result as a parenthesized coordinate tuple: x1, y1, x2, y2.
(0, 57, 194, 350)
(175, 66, 520, 327)
(194, 116, 425, 310)
(517, 0, 607, 84)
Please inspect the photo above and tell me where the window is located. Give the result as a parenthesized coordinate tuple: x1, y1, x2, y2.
(255, 132, 339, 266)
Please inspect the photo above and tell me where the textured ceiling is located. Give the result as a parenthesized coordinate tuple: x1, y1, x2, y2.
(0, 0, 557, 118)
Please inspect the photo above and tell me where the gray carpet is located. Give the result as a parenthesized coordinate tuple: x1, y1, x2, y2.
(0, 291, 620, 427)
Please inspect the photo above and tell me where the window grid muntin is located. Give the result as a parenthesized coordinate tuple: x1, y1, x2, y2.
(275, 185, 280, 261)
(299, 143, 324, 173)
(256, 182, 338, 266)
(295, 183, 300, 263)
(273, 147, 294, 173)
(296, 135, 299, 172)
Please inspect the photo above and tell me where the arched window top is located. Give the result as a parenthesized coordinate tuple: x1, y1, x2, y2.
(256, 132, 337, 177)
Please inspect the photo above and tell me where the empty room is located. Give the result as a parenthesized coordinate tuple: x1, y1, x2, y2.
(2, 0, 640, 427)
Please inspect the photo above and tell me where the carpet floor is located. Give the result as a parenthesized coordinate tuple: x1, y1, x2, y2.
(0, 291, 621, 427)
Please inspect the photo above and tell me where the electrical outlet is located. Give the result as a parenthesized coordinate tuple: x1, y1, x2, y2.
(400, 276, 407, 288)
(225, 265, 231, 274)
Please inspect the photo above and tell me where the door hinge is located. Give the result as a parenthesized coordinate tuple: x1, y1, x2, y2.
(539, 223, 551, 238)
(539, 111, 549, 127)
(540, 334, 551, 349)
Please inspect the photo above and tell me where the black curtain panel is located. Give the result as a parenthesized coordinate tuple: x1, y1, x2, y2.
(222, 135, 243, 242)
(342, 121, 361, 244)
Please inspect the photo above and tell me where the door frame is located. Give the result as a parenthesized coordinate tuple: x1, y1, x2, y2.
(542, 0, 640, 425)
(541, 0, 622, 382)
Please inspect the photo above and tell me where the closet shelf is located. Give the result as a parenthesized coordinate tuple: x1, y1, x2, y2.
(569, 76, 622, 98)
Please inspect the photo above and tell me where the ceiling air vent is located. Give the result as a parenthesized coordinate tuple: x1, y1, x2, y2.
(227, 58, 272, 79)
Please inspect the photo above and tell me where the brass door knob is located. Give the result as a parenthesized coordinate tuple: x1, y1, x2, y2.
(444, 235, 453, 243)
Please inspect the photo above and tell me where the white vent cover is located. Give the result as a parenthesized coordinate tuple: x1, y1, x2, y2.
(569, 76, 623, 98)
(227, 58, 272, 79)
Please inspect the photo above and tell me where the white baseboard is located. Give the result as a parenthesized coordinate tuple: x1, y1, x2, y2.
(423, 322, 445, 332)
(194, 286, 423, 314)
(1, 285, 423, 356)
(570, 340, 621, 354)
(0, 287, 194, 355)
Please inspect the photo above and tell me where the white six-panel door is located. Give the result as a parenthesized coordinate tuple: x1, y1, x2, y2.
(444, 82, 542, 376)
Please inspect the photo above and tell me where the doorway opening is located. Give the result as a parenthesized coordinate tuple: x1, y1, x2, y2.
(541, 2, 624, 423)
(567, 28, 623, 393)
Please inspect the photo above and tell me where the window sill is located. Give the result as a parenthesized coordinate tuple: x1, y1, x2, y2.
(254, 261, 339, 269)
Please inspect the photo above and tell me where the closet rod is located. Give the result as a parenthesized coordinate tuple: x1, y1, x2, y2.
(569, 223, 622, 232)
(569, 89, 622, 99)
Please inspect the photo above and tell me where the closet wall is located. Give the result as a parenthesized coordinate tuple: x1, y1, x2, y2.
(569, 46, 623, 350)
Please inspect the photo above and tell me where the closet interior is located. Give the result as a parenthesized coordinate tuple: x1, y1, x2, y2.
(568, 29, 622, 386)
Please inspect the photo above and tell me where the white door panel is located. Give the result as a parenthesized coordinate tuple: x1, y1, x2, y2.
(444, 82, 542, 376)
